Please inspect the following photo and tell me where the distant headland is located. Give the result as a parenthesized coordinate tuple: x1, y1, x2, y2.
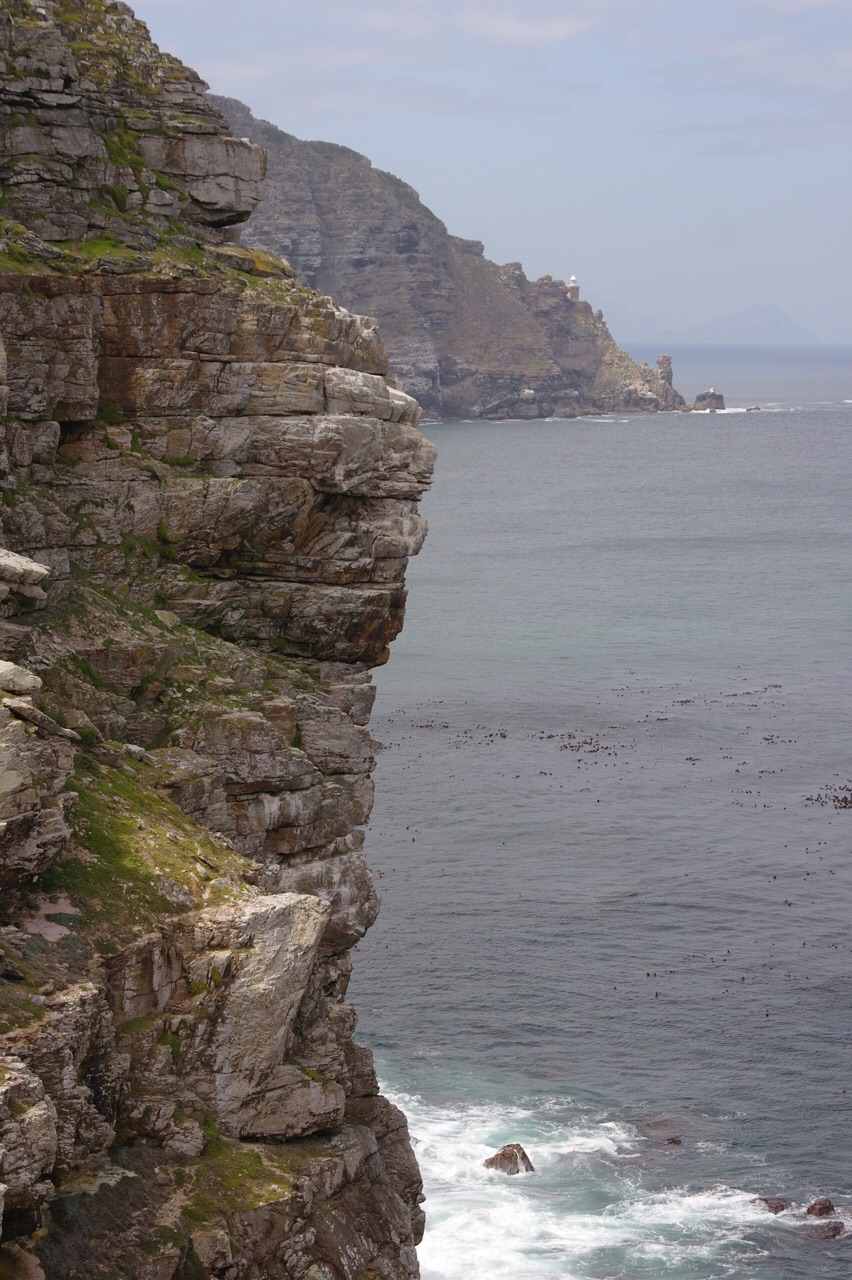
(213, 96, 689, 421)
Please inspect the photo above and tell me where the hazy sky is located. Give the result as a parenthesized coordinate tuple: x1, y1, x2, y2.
(130, 0, 852, 342)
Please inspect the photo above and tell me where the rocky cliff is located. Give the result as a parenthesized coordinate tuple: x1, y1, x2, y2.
(0, 4, 434, 1277)
(213, 97, 685, 421)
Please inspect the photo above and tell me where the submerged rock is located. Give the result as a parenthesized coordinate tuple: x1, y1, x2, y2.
(755, 1196, 789, 1214)
(483, 1143, 535, 1175)
(801, 1221, 845, 1240)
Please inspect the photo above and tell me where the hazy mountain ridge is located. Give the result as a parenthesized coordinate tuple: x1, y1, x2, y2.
(667, 305, 819, 347)
(604, 303, 820, 348)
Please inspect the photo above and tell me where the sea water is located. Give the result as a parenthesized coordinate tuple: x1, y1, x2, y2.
(349, 348, 852, 1279)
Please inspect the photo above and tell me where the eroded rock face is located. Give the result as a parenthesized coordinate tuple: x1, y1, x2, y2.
(213, 96, 686, 421)
(0, 5, 432, 1276)
(0, 271, 428, 663)
(0, 0, 264, 245)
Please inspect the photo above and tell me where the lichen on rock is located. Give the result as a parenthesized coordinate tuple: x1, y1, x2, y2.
(0, 4, 433, 1276)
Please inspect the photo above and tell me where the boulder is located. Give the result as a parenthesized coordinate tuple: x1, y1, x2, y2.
(806, 1197, 836, 1217)
(483, 1142, 534, 1175)
(0, 550, 50, 589)
(0, 1243, 46, 1279)
(0, 662, 42, 695)
(2, 698, 80, 740)
(190, 1228, 233, 1271)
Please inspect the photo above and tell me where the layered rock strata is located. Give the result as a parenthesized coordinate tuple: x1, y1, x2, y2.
(0, 4, 433, 1277)
(1, 0, 265, 245)
(213, 97, 686, 421)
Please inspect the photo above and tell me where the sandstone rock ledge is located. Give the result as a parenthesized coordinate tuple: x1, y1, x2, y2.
(0, 4, 434, 1277)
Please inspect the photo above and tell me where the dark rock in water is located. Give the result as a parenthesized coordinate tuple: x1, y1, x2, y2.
(664, 1136, 682, 1145)
(801, 1221, 845, 1240)
(807, 1198, 837, 1217)
(747, 405, 762, 411)
(483, 1143, 535, 1175)
(693, 389, 726, 411)
(755, 1196, 789, 1214)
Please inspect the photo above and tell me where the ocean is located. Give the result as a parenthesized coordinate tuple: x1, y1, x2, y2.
(349, 346, 852, 1279)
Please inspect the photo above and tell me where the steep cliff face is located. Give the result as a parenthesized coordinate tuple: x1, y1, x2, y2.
(213, 97, 684, 421)
(0, 4, 433, 1278)
(1, 0, 264, 245)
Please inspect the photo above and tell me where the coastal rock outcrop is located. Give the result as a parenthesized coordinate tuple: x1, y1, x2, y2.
(0, 3, 433, 1276)
(693, 389, 725, 411)
(212, 97, 686, 422)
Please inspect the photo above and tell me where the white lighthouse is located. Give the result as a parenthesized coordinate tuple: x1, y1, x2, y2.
(567, 275, 580, 301)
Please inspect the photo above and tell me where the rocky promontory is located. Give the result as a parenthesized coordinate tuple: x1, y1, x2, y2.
(213, 97, 686, 421)
(0, 3, 433, 1276)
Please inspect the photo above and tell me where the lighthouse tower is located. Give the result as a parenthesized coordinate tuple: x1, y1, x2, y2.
(567, 275, 580, 302)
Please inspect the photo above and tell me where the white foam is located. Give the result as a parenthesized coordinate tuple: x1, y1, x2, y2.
(617, 1184, 767, 1228)
(382, 1083, 781, 1280)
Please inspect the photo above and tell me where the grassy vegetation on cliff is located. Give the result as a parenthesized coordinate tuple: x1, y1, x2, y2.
(40, 757, 247, 953)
